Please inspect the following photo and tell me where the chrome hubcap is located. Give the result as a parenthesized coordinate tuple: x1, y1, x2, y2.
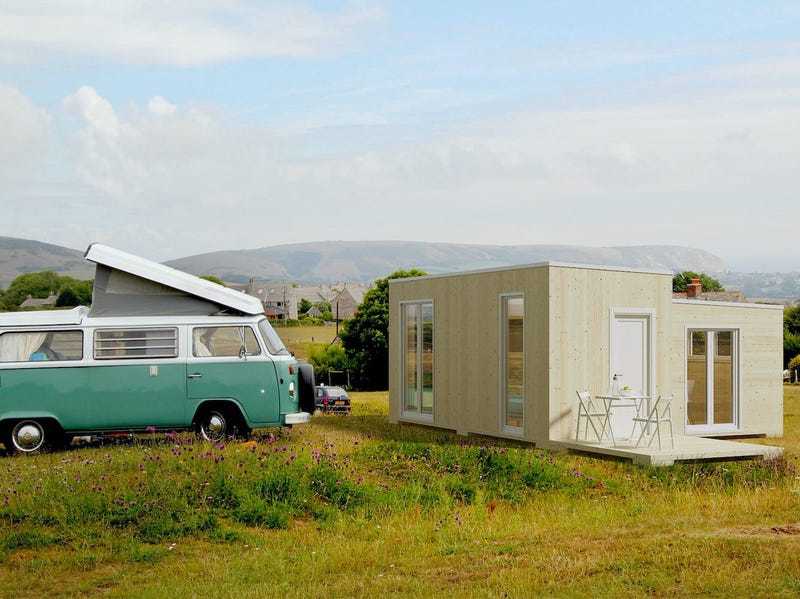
(202, 413, 226, 441)
(12, 421, 44, 452)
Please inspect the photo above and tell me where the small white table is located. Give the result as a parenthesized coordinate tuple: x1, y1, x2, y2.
(595, 394, 651, 447)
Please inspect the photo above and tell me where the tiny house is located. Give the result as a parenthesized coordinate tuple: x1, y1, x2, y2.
(0, 244, 315, 454)
(388, 262, 783, 460)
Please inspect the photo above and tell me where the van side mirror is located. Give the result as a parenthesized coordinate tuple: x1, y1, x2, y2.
(239, 346, 247, 360)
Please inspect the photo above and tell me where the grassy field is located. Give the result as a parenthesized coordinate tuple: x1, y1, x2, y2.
(1, 389, 799, 597)
(273, 324, 339, 360)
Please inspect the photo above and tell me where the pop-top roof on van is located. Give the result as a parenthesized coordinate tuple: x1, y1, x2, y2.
(0, 306, 88, 328)
(84, 244, 264, 317)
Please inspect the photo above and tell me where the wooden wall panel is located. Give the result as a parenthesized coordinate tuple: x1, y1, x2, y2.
(389, 266, 549, 443)
(670, 302, 783, 437)
(547, 267, 673, 443)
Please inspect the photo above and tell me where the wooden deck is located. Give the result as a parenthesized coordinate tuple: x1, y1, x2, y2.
(557, 435, 783, 466)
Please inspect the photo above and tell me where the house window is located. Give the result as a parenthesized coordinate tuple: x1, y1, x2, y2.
(193, 326, 261, 358)
(501, 295, 524, 432)
(94, 328, 178, 360)
(687, 329, 737, 429)
(0, 330, 83, 363)
(402, 301, 433, 417)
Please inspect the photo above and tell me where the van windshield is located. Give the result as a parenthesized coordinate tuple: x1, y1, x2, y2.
(258, 319, 289, 356)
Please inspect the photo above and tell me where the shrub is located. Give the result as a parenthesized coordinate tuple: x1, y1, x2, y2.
(340, 269, 427, 389)
(298, 316, 325, 326)
(309, 344, 349, 382)
(672, 271, 724, 293)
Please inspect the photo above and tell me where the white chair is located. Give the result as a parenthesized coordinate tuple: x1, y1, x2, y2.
(575, 391, 609, 443)
(632, 394, 674, 449)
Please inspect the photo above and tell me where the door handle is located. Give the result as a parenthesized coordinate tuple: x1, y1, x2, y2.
(187, 373, 203, 379)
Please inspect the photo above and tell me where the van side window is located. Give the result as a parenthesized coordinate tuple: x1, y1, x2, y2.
(94, 328, 178, 359)
(0, 330, 84, 363)
(193, 326, 261, 358)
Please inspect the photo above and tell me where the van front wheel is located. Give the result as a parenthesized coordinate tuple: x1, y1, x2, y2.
(197, 409, 228, 443)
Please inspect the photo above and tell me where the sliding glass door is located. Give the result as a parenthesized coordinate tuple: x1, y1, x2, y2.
(686, 329, 738, 432)
(402, 301, 434, 419)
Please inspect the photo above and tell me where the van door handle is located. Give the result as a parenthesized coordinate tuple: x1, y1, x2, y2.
(187, 373, 203, 379)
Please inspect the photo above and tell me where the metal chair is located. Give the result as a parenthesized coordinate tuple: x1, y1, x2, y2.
(632, 394, 674, 449)
(575, 391, 609, 443)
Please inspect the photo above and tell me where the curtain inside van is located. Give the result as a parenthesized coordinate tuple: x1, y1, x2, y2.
(90, 265, 225, 316)
(0, 332, 48, 362)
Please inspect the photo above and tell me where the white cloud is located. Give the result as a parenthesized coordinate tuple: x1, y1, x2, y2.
(0, 84, 50, 185)
(148, 96, 177, 116)
(1, 65, 800, 267)
(0, 1, 385, 66)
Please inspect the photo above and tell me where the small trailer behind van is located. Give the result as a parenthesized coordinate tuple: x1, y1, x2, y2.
(0, 244, 315, 454)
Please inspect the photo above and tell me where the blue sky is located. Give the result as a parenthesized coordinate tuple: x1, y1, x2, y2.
(0, 1, 799, 270)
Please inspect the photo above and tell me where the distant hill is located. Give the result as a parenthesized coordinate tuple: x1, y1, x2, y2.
(0, 237, 94, 287)
(166, 241, 727, 284)
(718, 271, 800, 302)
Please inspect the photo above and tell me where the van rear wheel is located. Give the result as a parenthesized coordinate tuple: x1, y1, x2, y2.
(6, 420, 47, 455)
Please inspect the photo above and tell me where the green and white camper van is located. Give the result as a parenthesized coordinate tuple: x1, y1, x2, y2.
(0, 244, 315, 454)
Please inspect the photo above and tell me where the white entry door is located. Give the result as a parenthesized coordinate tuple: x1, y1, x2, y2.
(610, 313, 652, 439)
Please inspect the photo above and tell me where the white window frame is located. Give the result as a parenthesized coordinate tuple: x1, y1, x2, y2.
(0, 329, 85, 366)
(499, 293, 525, 436)
(188, 325, 265, 362)
(399, 299, 434, 423)
(93, 327, 179, 360)
(684, 327, 740, 435)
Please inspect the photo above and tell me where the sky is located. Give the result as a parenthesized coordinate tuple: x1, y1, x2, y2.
(0, 1, 799, 271)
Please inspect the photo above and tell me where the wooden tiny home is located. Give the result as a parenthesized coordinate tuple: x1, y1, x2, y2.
(388, 262, 783, 458)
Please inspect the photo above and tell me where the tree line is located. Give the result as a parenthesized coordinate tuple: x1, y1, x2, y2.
(0, 271, 93, 312)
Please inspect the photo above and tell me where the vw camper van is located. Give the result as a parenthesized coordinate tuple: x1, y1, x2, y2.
(0, 244, 315, 454)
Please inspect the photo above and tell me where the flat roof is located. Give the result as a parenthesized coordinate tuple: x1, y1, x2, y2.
(672, 298, 784, 311)
(0, 306, 88, 328)
(388, 260, 674, 284)
(85, 243, 264, 315)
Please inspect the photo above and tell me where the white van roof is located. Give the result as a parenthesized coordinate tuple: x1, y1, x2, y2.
(0, 306, 88, 328)
(85, 244, 264, 316)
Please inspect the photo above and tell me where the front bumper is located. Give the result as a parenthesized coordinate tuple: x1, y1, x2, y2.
(284, 412, 312, 425)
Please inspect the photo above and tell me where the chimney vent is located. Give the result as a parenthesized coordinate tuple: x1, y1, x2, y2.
(687, 277, 702, 298)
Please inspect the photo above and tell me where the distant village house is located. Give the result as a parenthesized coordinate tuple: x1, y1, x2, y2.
(242, 279, 368, 321)
(20, 294, 58, 309)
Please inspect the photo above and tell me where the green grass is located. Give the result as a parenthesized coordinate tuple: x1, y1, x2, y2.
(273, 324, 339, 360)
(1, 389, 799, 597)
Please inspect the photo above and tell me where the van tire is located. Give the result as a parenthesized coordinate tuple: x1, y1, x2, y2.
(3, 419, 60, 455)
(194, 404, 249, 442)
